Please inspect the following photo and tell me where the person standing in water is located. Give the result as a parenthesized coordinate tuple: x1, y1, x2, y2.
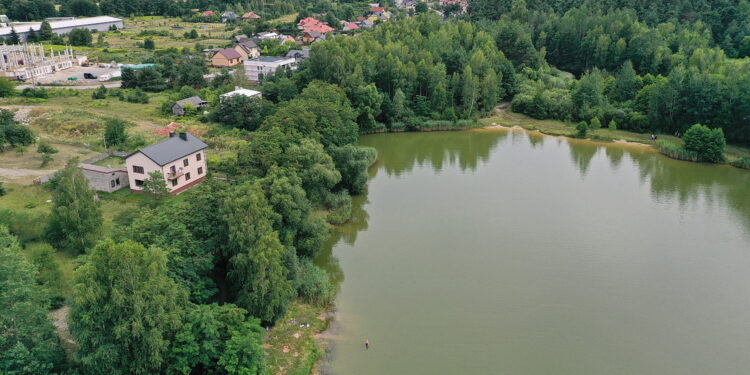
(364, 339, 369, 350)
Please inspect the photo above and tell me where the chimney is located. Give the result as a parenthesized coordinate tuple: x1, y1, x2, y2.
(179, 132, 187, 141)
(169, 131, 176, 138)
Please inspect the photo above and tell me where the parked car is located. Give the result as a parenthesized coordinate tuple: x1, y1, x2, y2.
(84, 73, 98, 79)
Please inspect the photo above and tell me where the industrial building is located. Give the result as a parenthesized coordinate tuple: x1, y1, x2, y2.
(0, 43, 85, 81)
(0, 16, 123, 42)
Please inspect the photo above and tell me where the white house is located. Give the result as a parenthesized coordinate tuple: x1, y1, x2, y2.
(220, 87, 262, 101)
(244, 56, 297, 82)
(125, 132, 208, 195)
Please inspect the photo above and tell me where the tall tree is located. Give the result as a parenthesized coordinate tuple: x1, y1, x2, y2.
(71, 240, 187, 375)
(45, 159, 102, 254)
(223, 182, 293, 323)
(0, 226, 65, 374)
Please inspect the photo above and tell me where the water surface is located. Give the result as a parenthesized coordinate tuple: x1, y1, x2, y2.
(317, 129, 750, 375)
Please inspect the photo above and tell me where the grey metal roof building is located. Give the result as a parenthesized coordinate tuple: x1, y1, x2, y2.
(0, 16, 123, 42)
(129, 132, 208, 166)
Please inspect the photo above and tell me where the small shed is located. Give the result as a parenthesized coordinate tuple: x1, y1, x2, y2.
(172, 96, 208, 116)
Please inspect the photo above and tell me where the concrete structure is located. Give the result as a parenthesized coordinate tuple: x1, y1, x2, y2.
(220, 87, 261, 101)
(1, 44, 83, 81)
(244, 56, 297, 81)
(211, 48, 243, 67)
(0, 16, 123, 42)
(125, 132, 208, 195)
(79, 163, 128, 193)
(172, 96, 208, 116)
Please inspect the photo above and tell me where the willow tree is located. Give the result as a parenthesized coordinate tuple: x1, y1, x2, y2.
(223, 181, 293, 323)
(71, 240, 187, 374)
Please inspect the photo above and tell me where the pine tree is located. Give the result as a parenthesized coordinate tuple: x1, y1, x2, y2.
(8, 28, 20, 44)
(40, 21, 53, 40)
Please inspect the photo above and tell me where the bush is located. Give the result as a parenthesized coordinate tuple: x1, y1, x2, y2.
(296, 260, 335, 306)
(608, 119, 617, 130)
(104, 118, 129, 147)
(730, 157, 750, 170)
(682, 124, 726, 163)
(92, 85, 107, 99)
(325, 191, 352, 225)
(0, 209, 47, 243)
(0, 182, 5, 196)
(655, 139, 698, 162)
(27, 243, 67, 308)
(20, 88, 48, 99)
(575, 121, 588, 138)
(590, 117, 602, 129)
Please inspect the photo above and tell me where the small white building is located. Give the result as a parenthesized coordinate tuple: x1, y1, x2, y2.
(244, 56, 297, 82)
(125, 132, 208, 195)
(220, 86, 262, 101)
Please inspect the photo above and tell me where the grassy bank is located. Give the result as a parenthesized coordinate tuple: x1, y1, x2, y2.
(265, 302, 332, 375)
(480, 108, 750, 168)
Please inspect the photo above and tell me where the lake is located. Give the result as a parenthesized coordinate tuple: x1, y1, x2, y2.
(316, 128, 750, 375)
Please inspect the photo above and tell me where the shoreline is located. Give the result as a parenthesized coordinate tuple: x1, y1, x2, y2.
(477, 110, 750, 170)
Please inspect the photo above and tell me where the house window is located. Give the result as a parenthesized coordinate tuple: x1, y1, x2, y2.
(183, 158, 189, 167)
(133, 165, 144, 174)
(185, 172, 191, 181)
(171, 178, 178, 187)
(116, 178, 120, 185)
(198, 167, 203, 175)
(196, 153, 202, 161)
(170, 165, 176, 174)
(110, 180, 116, 188)
(135, 179, 144, 186)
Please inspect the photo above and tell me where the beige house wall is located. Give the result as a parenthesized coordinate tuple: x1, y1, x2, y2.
(126, 150, 208, 194)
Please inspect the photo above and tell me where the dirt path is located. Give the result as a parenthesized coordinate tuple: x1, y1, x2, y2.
(49, 306, 78, 357)
(0, 167, 55, 179)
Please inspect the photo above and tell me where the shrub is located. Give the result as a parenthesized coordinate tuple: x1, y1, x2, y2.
(682, 124, 726, 163)
(104, 118, 129, 147)
(608, 119, 617, 130)
(92, 85, 107, 99)
(655, 139, 698, 162)
(296, 260, 335, 306)
(325, 191, 352, 225)
(0, 182, 5, 196)
(730, 157, 750, 170)
(0, 209, 47, 243)
(575, 121, 588, 138)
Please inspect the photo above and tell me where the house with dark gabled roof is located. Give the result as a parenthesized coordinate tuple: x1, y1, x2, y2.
(172, 96, 208, 116)
(221, 12, 239, 22)
(125, 132, 208, 195)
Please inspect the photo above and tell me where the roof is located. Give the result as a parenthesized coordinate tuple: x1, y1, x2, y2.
(247, 56, 295, 63)
(222, 12, 239, 18)
(129, 133, 207, 166)
(0, 16, 122, 35)
(221, 87, 262, 98)
(202, 10, 215, 15)
(79, 163, 126, 173)
(239, 40, 259, 50)
(371, 6, 386, 12)
(304, 23, 334, 34)
(297, 17, 321, 26)
(286, 49, 310, 59)
(175, 96, 207, 108)
(304, 30, 321, 38)
(343, 22, 359, 30)
(216, 48, 242, 60)
(243, 12, 261, 19)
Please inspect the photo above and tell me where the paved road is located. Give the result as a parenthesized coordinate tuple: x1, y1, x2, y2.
(15, 82, 122, 90)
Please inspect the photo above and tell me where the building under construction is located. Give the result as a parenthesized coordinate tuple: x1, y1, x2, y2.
(0, 43, 86, 81)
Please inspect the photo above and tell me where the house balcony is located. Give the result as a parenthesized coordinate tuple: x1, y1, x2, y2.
(166, 171, 184, 180)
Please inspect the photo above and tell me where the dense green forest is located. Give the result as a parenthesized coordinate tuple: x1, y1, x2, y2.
(1, 0, 373, 21)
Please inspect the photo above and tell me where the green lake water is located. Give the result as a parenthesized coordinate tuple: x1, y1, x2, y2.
(316, 129, 750, 375)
